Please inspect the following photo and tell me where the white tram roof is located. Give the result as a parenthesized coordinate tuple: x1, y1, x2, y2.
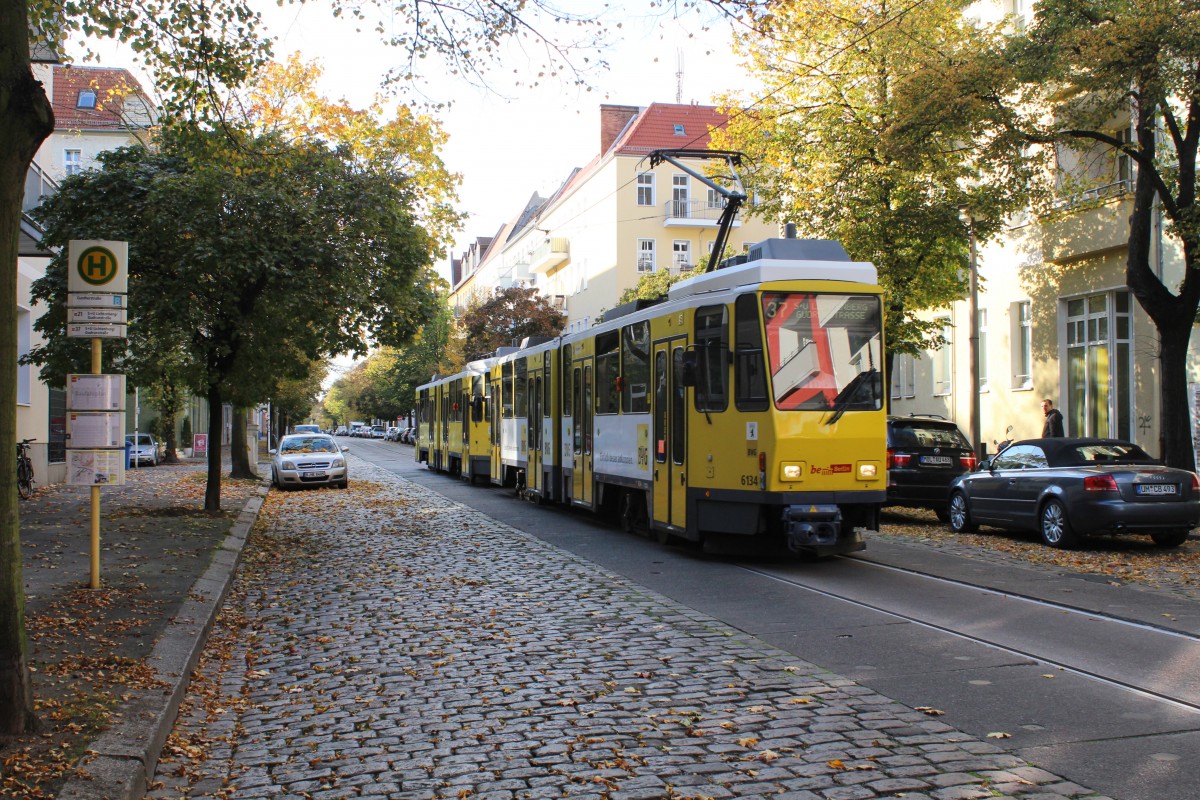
(667, 238, 877, 303)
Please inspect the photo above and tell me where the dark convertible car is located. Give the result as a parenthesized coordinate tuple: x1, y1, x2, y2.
(947, 438, 1200, 548)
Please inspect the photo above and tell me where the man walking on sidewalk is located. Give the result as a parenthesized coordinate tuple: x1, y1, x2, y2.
(1042, 398, 1065, 437)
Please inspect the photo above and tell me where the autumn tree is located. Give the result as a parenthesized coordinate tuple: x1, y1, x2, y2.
(461, 286, 567, 362)
(713, 0, 1036, 368)
(29, 125, 442, 510)
(995, 0, 1200, 470)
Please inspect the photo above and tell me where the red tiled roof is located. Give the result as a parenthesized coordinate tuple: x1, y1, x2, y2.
(51, 65, 153, 131)
(609, 103, 730, 156)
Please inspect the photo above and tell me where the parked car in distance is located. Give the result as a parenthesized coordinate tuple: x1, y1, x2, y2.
(292, 424, 321, 434)
(335, 426, 348, 436)
(385, 426, 401, 441)
(270, 434, 349, 490)
(947, 437, 1200, 548)
(125, 433, 162, 467)
(886, 415, 977, 520)
(369, 425, 387, 439)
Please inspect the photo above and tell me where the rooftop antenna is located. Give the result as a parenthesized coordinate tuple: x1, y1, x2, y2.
(676, 49, 683, 104)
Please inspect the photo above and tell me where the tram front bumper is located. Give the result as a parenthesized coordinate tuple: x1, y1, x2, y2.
(782, 504, 843, 550)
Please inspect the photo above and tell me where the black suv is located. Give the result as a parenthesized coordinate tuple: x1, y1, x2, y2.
(886, 415, 978, 520)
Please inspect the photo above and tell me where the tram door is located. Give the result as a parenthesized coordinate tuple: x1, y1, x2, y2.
(572, 358, 593, 506)
(527, 369, 542, 494)
(652, 338, 688, 529)
(489, 375, 502, 481)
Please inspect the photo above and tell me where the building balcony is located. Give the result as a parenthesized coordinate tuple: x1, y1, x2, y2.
(1041, 181, 1133, 264)
(20, 160, 58, 257)
(662, 199, 743, 228)
(529, 237, 570, 275)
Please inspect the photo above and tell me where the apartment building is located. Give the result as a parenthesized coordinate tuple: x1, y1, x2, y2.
(448, 103, 777, 330)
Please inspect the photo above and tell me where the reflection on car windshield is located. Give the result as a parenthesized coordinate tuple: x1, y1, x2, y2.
(892, 425, 969, 448)
(1066, 443, 1155, 465)
(280, 437, 338, 454)
(126, 435, 153, 445)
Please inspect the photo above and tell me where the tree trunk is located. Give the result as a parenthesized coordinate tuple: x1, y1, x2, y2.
(159, 406, 179, 464)
(0, 3, 55, 736)
(229, 406, 255, 479)
(205, 386, 224, 512)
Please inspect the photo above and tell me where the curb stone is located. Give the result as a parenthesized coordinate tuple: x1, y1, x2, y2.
(56, 482, 270, 800)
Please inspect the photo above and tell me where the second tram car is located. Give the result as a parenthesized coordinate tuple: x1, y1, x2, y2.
(416, 236, 886, 556)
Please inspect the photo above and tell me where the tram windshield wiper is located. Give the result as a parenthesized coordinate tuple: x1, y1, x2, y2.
(824, 368, 879, 425)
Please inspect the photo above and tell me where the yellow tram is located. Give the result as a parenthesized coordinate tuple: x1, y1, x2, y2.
(417, 236, 886, 556)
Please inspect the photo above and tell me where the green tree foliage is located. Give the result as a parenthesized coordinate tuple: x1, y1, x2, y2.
(1002, 0, 1200, 470)
(28, 125, 442, 510)
(617, 258, 709, 305)
(461, 286, 566, 362)
(713, 0, 1035, 363)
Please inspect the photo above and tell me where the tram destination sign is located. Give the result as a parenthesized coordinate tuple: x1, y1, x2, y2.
(68, 307, 127, 324)
(68, 323, 127, 339)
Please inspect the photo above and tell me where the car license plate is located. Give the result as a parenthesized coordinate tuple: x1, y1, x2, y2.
(301, 470, 326, 478)
(1136, 484, 1177, 495)
(920, 456, 953, 466)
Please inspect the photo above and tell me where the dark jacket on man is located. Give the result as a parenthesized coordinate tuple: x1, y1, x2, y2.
(1043, 408, 1065, 437)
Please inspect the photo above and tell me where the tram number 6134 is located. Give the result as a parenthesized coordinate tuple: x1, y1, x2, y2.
(740, 474, 758, 486)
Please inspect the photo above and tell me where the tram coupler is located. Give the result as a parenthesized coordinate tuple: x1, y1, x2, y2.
(782, 504, 842, 551)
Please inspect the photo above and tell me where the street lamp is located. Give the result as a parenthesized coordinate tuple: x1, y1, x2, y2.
(960, 207, 982, 459)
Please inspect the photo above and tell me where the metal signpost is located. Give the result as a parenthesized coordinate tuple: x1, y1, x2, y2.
(66, 240, 128, 589)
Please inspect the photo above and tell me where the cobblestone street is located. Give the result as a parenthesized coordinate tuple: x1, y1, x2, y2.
(147, 458, 1110, 800)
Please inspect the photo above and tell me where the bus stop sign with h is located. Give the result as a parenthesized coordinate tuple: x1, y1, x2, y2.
(66, 240, 129, 589)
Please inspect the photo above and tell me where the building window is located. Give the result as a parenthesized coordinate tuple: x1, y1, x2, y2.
(673, 123, 685, 136)
(671, 174, 689, 217)
(933, 317, 952, 396)
(1066, 291, 1132, 440)
(17, 306, 30, 405)
(890, 354, 915, 399)
(64, 149, 82, 176)
(636, 172, 655, 206)
(978, 308, 988, 392)
(672, 240, 690, 272)
(1012, 301, 1032, 389)
(77, 89, 96, 109)
(707, 187, 722, 209)
(637, 239, 656, 273)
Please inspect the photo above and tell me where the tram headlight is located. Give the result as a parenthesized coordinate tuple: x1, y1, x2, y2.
(780, 463, 804, 481)
(857, 462, 879, 480)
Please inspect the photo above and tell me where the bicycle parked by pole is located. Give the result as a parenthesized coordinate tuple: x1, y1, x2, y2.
(16, 438, 35, 499)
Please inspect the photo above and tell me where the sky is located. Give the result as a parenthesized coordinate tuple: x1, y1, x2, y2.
(75, 0, 761, 271)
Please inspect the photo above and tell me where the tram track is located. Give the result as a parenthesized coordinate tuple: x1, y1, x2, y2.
(734, 556, 1200, 714)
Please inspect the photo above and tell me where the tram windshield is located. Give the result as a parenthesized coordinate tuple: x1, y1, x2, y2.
(761, 292, 883, 412)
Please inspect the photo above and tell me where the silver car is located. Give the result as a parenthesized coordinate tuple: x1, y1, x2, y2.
(270, 434, 349, 490)
(125, 433, 161, 467)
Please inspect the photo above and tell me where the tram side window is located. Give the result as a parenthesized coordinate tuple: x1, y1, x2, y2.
(695, 305, 729, 412)
(622, 321, 650, 414)
(450, 379, 462, 422)
(515, 359, 528, 418)
(503, 363, 514, 418)
(472, 375, 485, 423)
(562, 345, 573, 417)
(735, 294, 769, 411)
(595, 330, 620, 415)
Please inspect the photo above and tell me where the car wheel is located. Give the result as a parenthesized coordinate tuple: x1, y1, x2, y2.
(1151, 528, 1190, 547)
(1040, 498, 1078, 548)
(948, 492, 976, 533)
(337, 480, 349, 490)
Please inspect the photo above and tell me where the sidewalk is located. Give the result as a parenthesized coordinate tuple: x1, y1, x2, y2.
(3, 453, 267, 799)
